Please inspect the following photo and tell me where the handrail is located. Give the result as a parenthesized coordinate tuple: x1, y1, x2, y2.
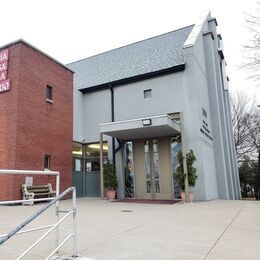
(0, 187, 72, 245)
(0, 169, 59, 175)
(0, 197, 54, 205)
(0, 187, 77, 258)
(0, 169, 60, 251)
(0, 224, 54, 239)
(46, 234, 75, 260)
(17, 211, 73, 260)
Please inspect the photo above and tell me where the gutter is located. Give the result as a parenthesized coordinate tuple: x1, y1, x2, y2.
(109, 86, 116, 167)
(79, 64, 185, 94)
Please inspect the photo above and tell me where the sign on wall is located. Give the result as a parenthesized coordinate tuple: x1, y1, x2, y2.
(0, 49, 10, 93)
(0, 49, 8, 63)
(0, 71, 7, 81)
(0, 79, 10, 92)
(25, 176, 33, 186)
(200, 107, 213, 141)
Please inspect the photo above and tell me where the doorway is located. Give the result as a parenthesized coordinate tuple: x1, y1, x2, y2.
(133, 138, 173, 199)
(72, 142, 107, 197)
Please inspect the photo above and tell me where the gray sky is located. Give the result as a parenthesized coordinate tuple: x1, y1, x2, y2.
(1, 0, 259, 103)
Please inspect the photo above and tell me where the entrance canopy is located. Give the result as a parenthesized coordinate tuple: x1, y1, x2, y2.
(99, 115, 180, 140)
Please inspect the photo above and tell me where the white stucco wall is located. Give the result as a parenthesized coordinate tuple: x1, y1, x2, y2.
(73, 88, 84, 142)
(71, 13, 240, 201)
(82, 89, 111, 142)
(181, 18, 219, 200)
(114, 71, 185, 121)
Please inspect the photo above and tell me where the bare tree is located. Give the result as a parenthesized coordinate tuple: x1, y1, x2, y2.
(237, 1, 260, 198)
(243, 1, 260, 83)
(231, 90, 260, 198)
(251, 105, 260, 199)
(250, 107, 260, 153)
(231, 90, 258, 160)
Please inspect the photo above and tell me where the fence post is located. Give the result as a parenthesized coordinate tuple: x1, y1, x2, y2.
(100, 133, 104, 200)
(72, 187, 77, 257)
(55, 173, 60, 251)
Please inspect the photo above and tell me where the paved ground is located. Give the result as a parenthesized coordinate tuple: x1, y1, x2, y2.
(0, 199, 260, 259)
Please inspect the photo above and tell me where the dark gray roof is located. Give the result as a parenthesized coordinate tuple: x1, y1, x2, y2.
(67, 25, 193, 90)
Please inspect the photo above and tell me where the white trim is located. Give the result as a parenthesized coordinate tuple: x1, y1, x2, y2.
(183, 11, 211, 49)
(99, 114, 179, 127)
(0, 169, 59, 175)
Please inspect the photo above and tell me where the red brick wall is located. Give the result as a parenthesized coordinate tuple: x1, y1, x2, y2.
(0, 42, 73, 200)
(0, 44, 21, 200)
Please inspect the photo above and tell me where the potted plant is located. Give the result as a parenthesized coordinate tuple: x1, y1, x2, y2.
(104, 161, 118, 200)
(176, 149, 198, 203)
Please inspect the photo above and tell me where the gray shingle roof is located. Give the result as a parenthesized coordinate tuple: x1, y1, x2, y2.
(67, 25, 193, 90)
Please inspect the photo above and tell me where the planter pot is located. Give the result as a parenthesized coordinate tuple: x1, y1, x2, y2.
(180, 191, 194, 203)
(106, 189, 116, 201)
(189, 192, 194, 203)
(180, 191, 185, 202)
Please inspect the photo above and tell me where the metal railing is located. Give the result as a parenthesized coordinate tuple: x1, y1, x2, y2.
(0, 169, 77, 259)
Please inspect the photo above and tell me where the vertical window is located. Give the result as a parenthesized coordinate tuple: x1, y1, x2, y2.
(144, 141, 151, 193)
(144, 89, 152, 99)
(85, 142, 108, 172)
(72, 142, 83, 172)
(44, 155, 51, 169)
(202, 107, 207, 118)
(46, 85, 53, 101)
(171, 137, 182, 199)
(153, 140, 160, 193)
(125, 141, 135, 198)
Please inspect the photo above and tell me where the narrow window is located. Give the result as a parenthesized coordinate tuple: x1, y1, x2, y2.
(144, 89, 152, 99)
(202, 107, 207, 118)
(153, 140, 160, 193)
(144, 141, 151, 193)
(72, 142, 83, 172)
(85, 142, 108, 172)
(44, 155, 51, 169)
(46, 85, 53, 102)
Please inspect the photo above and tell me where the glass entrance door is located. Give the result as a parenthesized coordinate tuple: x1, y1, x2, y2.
(133, 137, 173, 200)
(72, 142, 108, 197)
(144, 139, 160, 199)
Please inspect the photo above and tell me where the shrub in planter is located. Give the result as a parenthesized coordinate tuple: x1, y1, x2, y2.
(176, 149, 198, 202)
(104, 161, 118, 200)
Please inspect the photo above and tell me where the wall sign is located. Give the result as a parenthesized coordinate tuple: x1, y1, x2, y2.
(0, 49, 8, 63)
(0, 49, 10, 93)
(200, 107, 213, 141)
(0, 61, 8, 72)
(0, 71, 7, 80)
(25, 176, 33, 186)
(0, 79, 10, 92)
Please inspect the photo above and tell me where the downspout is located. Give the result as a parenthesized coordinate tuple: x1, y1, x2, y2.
(109, 86, 116, 167)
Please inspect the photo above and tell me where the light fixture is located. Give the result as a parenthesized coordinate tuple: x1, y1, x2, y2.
(142, 119, 152, 126)
(88, 144, 109, 151)
(72, 151, 83, 155)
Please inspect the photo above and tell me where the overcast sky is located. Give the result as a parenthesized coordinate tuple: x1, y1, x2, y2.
(1, 0, 259, 104)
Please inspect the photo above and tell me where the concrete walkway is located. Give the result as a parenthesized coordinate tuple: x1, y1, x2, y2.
(0, 199, 260, 259)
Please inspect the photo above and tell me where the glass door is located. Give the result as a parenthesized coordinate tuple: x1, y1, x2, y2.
(144, 139, 161, 199)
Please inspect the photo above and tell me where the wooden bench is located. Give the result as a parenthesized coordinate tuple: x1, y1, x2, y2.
(22, 183, 56, 205)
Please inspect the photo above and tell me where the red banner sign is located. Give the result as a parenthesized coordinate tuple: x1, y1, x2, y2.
(0, 61, 8, 72)
(0, 71, 7, 81)
(0, 79, 10, 93)
(0, 49, 9, 63)
(0, 49, 10, 93)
